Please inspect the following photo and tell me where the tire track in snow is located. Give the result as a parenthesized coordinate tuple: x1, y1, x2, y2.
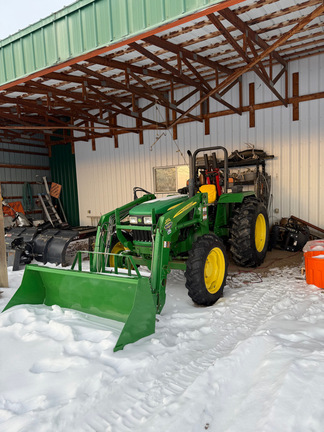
(81, 268, 312, 431)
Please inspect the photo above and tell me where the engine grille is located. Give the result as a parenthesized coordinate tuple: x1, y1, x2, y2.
(132, 229, 152, 242)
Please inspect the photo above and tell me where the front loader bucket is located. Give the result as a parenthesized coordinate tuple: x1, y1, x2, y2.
(3, 264, 156, 351)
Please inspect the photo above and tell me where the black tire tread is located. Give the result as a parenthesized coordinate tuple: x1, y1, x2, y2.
(185, 234, 228, 306)
(229, 197, 269, 267)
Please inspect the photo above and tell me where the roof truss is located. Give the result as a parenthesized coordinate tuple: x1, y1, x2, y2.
(0, 0, 323, 148)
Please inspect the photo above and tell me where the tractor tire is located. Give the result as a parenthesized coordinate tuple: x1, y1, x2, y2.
(108, 232, 131, 267)
(229, 197, 269, 267)
(185, 234, 228, 306)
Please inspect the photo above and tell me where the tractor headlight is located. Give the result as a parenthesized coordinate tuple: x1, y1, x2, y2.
(144, 216, 152, 225)
(129, 216, 138, 224)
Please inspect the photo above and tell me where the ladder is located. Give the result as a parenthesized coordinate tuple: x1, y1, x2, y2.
(38, 193, 62, 226)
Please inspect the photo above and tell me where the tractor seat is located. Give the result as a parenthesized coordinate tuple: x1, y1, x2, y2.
(199, 184, 217, 204)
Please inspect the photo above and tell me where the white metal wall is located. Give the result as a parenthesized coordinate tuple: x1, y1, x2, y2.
(75, 54, 324, 229)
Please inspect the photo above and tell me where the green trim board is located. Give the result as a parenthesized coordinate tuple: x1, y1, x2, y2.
(50, 143, 80, 226)
(0, 0, 229, 87)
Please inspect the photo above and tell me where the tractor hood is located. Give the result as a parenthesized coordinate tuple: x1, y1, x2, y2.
(129, 195, 188, 216)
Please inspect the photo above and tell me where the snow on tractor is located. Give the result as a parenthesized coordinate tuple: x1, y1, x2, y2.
(3, 146, 269, 351)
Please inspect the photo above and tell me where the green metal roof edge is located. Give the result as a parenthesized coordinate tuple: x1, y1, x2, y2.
(0, 0, 228, 88)
(0, 0, 95, 46)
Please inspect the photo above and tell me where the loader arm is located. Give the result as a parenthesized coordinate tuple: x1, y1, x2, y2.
(91, 193, 155, 272)
(150, 193, 209, 312)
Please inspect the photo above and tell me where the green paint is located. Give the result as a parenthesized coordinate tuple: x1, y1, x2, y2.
(0, 0, 225, 87)
(3, 263, 156, 352)
(50, 143, 80, 226)
(129, 195, 187, 216)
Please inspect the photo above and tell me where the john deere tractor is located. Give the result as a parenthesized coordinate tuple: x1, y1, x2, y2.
(3, 146, 269, 351)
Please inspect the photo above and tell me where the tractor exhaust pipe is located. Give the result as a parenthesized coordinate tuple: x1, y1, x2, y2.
(187, 150, 195, 198)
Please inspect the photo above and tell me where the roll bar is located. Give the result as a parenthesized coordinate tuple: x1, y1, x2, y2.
(187, 146, 228, 198)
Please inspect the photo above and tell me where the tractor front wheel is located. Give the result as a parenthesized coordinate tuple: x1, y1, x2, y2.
(108, 233, 131, 267)
(229, 197, 269, 267)
(185, 234, 228, 306)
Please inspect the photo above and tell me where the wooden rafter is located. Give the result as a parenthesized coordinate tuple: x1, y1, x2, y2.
(170, 2, 324, 128)
(207, 12, 288, 107)
(0, 0, 323, 144)
(145, 34, 232, 75)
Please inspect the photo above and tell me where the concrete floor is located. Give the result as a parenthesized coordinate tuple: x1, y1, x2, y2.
(228, 248, 304, 276)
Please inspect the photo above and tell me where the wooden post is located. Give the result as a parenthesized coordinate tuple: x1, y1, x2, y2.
(249, 82, 255, 128)
(292, 72, 299, 121)
(0, 184, 9, 287)
(171, 82, 177, 140)
(200, 92, 210, 136)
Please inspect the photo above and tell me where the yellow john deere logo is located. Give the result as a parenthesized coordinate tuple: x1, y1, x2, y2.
(173, 202, 197, 218)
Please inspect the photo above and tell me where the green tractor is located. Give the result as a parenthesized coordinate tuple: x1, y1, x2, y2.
(3, 146, 269, 351)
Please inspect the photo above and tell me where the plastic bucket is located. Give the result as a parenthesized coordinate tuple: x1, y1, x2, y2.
(304, 251, 324, 289)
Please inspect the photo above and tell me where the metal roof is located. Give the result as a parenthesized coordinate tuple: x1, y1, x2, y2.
(0, 0, 235, 88)
(0, 0, 323, 147)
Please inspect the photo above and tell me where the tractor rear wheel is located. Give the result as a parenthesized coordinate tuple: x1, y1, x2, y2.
(229, 197, 269, 267)
(185, 234, 228, 306)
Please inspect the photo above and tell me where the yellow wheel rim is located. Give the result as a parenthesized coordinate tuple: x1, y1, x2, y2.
(109, 242, 129, 267)
(204, 247, 225, 294)
(255, 213, 267, 252)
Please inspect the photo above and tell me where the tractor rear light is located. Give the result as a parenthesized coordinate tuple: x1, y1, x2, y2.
(129, 216, 138, 224)
(144, 216, 152, 225)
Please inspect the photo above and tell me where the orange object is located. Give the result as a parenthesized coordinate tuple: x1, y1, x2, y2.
(50, 182, 62, 199)
(2, 201, 25, 217)
(304, 251, 324, 289)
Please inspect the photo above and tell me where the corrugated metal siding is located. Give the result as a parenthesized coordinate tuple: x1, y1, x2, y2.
(50, 143, 80, 226)
(0, 136, 50, 219)
(0, 0, 228, 87)
(75, 54, 324, 229)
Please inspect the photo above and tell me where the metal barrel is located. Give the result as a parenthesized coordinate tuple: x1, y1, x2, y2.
(3, 263, 156, 351)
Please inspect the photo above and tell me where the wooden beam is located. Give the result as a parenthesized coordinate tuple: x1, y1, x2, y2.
(201, 96, 210, 135)
(72, 63, 164, 106)
(110, 115, 119, 148)
(171, 82, 177, 140)
(292, 72, 299, 121)
(145, 35, 232, 75)
(86, 81, 164, 128)
(207, 12, 287, 107)
(170, 3, 324, 128)
(129, 41, 206, 90)
(128, 70, 202, 122)
(206, 91, 324, 120)
(249, 82, 255, 128)
(219, 7, 287, 67)
(91, 123, 96, 151)
(133, 97, 144, 144)
(89, 55, 184, 87)
(181, 56, 241, 114)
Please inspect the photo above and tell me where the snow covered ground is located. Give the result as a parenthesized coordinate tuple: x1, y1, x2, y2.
(1, 257, 324, 432)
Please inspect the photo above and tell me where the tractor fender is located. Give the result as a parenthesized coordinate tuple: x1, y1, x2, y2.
(217, 191, 255, 204)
